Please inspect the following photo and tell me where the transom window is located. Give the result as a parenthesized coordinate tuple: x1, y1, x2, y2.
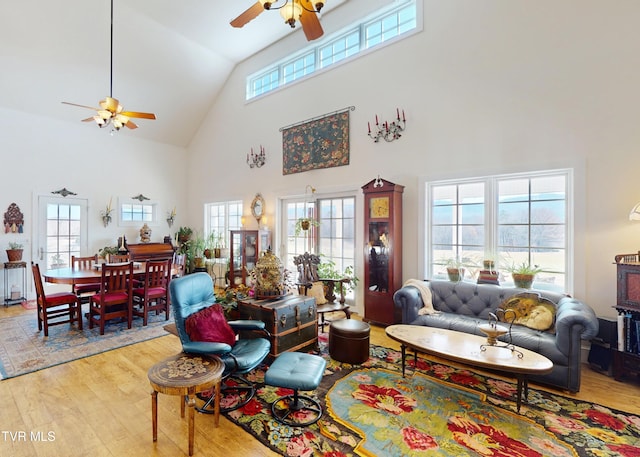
(120, 203, 154, 222)
(246, 0, 418, 100)
(427, 170, 571, 293)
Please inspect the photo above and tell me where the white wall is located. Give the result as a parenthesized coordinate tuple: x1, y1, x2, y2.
(187, 0, 640, 319)
(0, 107, 188, 297)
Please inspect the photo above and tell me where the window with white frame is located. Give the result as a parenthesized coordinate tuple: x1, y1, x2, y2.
(120, 202, 154, 222)
(246, 0, 418, 100)
(282, 193, 356, 301)
(427, 169, 570, 293)
(205, 200, 243, 249)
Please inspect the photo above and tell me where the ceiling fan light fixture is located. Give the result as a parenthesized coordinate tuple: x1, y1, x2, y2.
(280, 1, 302, 27)
(259, 0, 273, 10)
(97, 110, 112, 120)
(314, 1, 325, 12)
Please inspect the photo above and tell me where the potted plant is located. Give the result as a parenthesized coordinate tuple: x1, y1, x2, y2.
(6, 242, 23, 262)
(444, 258, 465, 282)
(98, 245, 119, 262)
(294, 217, 320, 235)
(505, 261, 543, 289)
(177, 226, 193, 244)
(317, 256, 359, 299)
(190, 233, 206, 269)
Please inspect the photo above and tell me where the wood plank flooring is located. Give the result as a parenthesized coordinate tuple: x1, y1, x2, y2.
(0, 305, 638, 456)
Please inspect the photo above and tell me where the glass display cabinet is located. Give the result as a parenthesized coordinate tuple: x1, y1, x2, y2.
(362, 178, 404, 325)
(228, 230, 270, 287)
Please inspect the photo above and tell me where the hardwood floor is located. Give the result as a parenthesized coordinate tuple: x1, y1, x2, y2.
(0, 305, 638, 456)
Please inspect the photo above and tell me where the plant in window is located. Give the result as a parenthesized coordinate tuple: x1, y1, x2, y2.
(503, 261, 543, 289)
(294, 217, 320, 235)
(316, 256, 359, 295)
(441, 257, 465, 282)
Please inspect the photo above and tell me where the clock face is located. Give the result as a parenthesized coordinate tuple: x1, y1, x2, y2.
(370, 196, 389, 218)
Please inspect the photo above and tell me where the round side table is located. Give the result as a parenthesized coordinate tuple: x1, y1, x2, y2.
(148, 352, 224, 456)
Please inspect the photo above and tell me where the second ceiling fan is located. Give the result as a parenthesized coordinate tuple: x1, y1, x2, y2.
(62, 0, 156, 132)
(231, 0, 326, 42)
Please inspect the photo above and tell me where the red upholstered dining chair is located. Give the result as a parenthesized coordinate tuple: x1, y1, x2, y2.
(88, 262, 134, 335)
(71, 254, 100, 303)
(31, 262, 83, 336)
(132, 259, 171, 325)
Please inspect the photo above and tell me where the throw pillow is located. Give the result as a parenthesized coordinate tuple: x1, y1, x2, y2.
(497, 292, 556, 332)
(308, 281, 328, 305)
(185, 303, 236, 346)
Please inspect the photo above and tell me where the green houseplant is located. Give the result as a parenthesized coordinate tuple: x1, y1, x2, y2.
(6, 242, 24, 262)
(505, 261, 543, 289)
(444, 257, 465, 282)
(294, 217, 320, 236)
(316, 256, 359, 296)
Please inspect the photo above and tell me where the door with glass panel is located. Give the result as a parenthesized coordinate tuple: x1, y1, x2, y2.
(37, 196, 88, 269)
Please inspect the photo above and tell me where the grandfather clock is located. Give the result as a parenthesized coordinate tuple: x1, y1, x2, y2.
(362, 177, 404, 326)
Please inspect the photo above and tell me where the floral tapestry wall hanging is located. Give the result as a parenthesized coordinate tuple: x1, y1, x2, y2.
(281, 106, 353, 175)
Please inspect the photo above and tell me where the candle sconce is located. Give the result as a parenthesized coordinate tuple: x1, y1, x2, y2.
(368, 108, 406, 143)
(479, 309, 523, 358)
(247, 145, 266, 168)
(167, 208, 176, 228)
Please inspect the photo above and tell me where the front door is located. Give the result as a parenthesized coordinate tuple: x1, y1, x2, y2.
(37, 196, 88, 269)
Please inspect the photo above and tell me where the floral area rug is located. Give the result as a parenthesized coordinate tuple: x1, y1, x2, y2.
(0, 308, 173, 379)
(222, 342, 640, 457)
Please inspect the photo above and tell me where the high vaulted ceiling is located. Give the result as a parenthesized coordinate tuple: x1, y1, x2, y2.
(1, 0, 350, 147)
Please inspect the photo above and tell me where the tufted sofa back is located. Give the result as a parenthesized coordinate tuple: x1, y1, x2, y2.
(429, 280, 568, 319)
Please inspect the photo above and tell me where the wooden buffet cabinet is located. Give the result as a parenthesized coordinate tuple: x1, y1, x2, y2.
(361, 178, 404, 326)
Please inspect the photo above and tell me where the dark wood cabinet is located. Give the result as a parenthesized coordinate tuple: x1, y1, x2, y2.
(613, 261, 640, 381)
(361, 178, 404, 326)
(229, 230, 270, 287)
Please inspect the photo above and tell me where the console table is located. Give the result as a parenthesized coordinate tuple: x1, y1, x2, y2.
(4, 261, 27, 307)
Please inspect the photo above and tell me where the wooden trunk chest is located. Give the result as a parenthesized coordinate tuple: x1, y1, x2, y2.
(237, 295, 317, 359)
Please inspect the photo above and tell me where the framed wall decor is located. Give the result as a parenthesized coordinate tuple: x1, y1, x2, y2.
(281, 106, 353, 175)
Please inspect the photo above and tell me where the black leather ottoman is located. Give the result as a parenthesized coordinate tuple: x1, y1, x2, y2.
(329, 319, 370, 364)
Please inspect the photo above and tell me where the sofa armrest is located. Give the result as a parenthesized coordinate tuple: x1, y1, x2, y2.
(554, 297, 599, 356)
(393, 286, 424, 324)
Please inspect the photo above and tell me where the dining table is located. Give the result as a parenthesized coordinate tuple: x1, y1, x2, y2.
(42, 262, 177, 286)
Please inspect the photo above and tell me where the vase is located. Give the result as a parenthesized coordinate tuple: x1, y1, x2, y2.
(6, 249, 23, 262)
(447, 267, 464, 282)
(512, 273, 534, 289)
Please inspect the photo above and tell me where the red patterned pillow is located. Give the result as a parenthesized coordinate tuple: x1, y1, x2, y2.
(185, 304, 236, 347)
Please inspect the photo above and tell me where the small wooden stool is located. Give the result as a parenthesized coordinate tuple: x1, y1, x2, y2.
(148, 353, 224, 456)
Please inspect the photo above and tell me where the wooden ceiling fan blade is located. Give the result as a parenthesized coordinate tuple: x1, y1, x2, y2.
(121, 111, 156, 120)
(62, 101, 101, 111)
(125, 120, 138, 129)
(230, 1, 265, 28)
(299, 7, 324, 41)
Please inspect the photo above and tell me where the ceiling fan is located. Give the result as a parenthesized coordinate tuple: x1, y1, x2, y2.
(231, 0, 326, 42)
(62, 0, 156, 132)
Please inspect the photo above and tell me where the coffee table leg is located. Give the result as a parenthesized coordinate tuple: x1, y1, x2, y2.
(516, 376, 523, 413)
(151, 390, 158, 442)
(401, 345, 407, 377)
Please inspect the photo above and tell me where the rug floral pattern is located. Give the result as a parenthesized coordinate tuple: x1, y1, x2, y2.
(222, 341, 640, 457)
(0, 309, 173, 379)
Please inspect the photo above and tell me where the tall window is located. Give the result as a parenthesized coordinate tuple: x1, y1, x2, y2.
(427, 170, 570, 292)
(205, 201, 243, 248)
(282, 193, 356, 300)
(38, 196, 88, 270)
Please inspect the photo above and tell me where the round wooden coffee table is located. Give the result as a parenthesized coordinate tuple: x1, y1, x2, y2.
(148, 352, 224, 456)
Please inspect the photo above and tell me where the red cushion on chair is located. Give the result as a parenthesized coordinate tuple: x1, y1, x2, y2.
(43, 292, 79, 306)
(132, 286, 166, 298)
(184, 304, 236, 347)
(74, 283, 101, 294)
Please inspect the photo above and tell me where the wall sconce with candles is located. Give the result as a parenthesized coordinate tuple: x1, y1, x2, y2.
(247, 145, 266, 168)
(368, 108, 406, 143)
